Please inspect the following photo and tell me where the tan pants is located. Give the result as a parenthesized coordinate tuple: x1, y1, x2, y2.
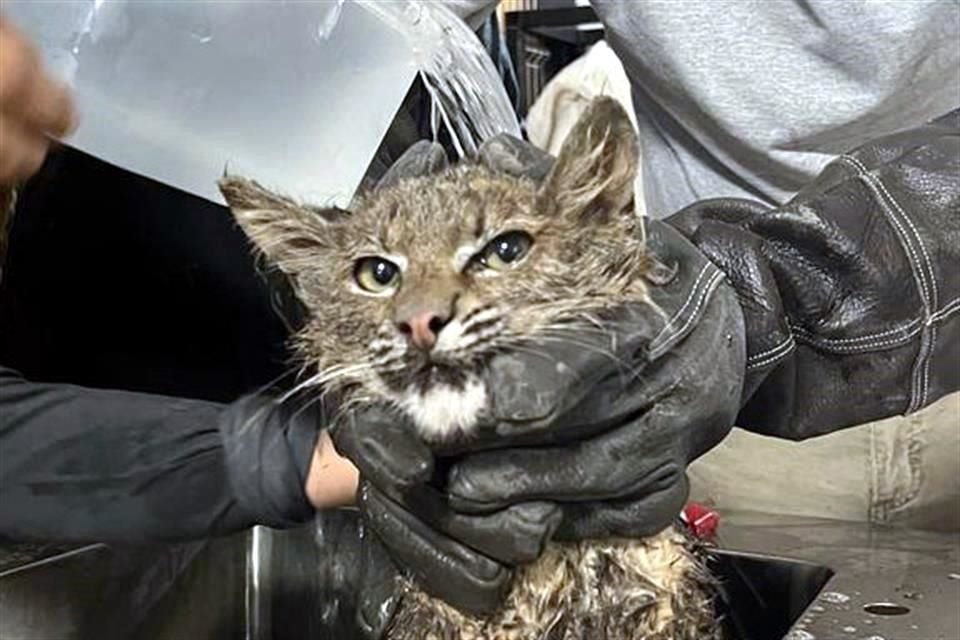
(689, 392, 960, 532)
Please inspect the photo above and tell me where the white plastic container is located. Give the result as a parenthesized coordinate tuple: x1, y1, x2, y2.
(5, 0, 417, 207)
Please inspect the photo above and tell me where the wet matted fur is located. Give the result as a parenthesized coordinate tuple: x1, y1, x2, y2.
(219, 97, 723, 640)
(388, 528, 718, 640)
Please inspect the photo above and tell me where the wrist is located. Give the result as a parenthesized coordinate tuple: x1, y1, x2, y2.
(305, 430, 360, 509)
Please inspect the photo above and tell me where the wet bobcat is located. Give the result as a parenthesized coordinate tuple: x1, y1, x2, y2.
(219, 98, 721, 640)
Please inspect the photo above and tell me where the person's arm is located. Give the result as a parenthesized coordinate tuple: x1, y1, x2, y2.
(666, 107, 960, 438)
(0, 365, 356, 542)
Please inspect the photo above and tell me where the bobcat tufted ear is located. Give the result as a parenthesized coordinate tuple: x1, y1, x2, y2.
(539, 97, 638, 221)
(218, 175, 344, 276)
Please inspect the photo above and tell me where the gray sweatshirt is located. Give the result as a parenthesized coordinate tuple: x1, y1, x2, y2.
(456, 0, 960, 216)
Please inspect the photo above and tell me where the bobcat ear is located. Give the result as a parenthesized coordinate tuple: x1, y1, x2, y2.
(218, 175, 343, 275)
(539, 97, 638, 220)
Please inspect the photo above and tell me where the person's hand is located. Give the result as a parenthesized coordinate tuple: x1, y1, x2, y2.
(440, 217, 745, 541)
(0, 15, 76, 185)
(303, 429, 359, 509)
(331, 406, 562, 634)
(328, 134, 745, 638)
(664, 107, 960, 438)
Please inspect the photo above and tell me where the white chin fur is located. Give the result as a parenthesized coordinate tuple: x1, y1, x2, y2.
(399, 376, 487, 441)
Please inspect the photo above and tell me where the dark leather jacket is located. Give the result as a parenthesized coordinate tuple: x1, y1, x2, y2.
(667, 107, 959, 439)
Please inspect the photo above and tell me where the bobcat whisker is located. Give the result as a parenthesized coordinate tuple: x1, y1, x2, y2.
(459, 304, 497, 325)
(511, 329, 639, 376)
(461, 317, 503, 337)
(282, 361, 379, 401)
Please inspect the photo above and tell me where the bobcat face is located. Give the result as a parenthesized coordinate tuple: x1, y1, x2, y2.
(219, 98, 650, 441)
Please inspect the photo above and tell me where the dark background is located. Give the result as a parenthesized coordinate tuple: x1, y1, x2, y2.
(0, 146, 294, 402)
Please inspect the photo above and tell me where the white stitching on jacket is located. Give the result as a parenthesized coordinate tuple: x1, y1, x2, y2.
(867, 165, 939, 408)
(789, 317, 923, 346)
(840, 157, 933, 309)
(654, 269, 724, 352)
(746, 335, 796, 370)
(870, 169, 940, 308)
(654, 264, 713, 340)
(791, 322, 923, 353)
(931, 297, 960, 323)
(839, 154, 935, 413)
(747, 336, 796, 363)
(798, 328, 924, 353)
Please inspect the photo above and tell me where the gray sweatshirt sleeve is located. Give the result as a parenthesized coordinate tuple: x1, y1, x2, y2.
(591, 0, 960, 217)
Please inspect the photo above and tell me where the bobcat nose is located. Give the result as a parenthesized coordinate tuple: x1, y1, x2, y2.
(398, 311, 450, 350)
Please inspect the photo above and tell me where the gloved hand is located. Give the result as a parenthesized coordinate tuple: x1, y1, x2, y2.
(332, 406, 562, 635)
(440, 217, 744, 541)
(219, 389, 345, 529)
(665, 107, 960, 438)
(329, 134, 746, 637)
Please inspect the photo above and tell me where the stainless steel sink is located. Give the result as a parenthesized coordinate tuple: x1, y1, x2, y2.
(0, 537, 244, 640)
(2, 511, 957, 640)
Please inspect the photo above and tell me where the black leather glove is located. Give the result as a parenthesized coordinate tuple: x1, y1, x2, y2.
(440, 218, 744, 541)
(665, 107, 960, 438)
(332, 407, 562, 632)
(218, 390, 327, 530)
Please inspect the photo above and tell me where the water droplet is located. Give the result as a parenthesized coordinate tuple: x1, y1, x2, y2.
(810, 605, 826, 612)
(404, 3, 423, 25)
(862, 636, 886, 640)
(184, 6, 213, 45)
(842, 627, 857, 634)
(784, 631, 815, 640)
(947, 573, 960, 580)
(821, 591, 851, 604)
(316, 0, 344, 41)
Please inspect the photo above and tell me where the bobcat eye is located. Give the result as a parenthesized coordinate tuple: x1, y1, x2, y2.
(354, 257, 400, 293)
(477, 231, 533, 271)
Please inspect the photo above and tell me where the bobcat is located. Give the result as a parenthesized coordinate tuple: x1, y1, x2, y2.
(219, 98, 721, 640)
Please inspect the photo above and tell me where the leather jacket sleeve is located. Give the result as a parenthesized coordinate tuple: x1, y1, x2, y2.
(666, 107, 959, 439)
(0, 365, 318, 542)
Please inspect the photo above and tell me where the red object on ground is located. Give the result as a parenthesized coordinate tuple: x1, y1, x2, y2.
(681, 502, 720, 540)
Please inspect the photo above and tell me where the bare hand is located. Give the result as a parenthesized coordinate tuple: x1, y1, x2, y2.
(304, 430, 359, 509)
(0, 15, 76, 185)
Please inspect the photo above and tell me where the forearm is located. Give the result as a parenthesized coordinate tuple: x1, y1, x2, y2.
(668, 108, 960, 439)
(0, 366, 314, 542)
